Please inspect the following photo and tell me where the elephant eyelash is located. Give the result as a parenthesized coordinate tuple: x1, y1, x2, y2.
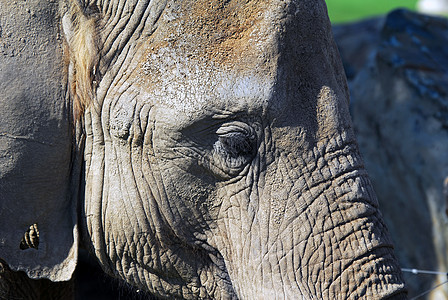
(215, 122, 256, 155)
(212, 122, 257, 172)
(216, 132, 254, 157)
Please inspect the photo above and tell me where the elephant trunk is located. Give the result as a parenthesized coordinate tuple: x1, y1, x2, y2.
(214, 130, 407, 299)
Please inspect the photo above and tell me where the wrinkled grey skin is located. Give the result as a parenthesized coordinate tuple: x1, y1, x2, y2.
(0, 0, 407, 299)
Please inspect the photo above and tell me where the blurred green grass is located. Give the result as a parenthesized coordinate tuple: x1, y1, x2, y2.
(326, 0, 419, 23)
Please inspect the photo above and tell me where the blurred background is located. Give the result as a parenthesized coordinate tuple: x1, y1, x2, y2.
(327, 0, 419, 23)
(325, 1, 448, 299)
(327, 0, 448, 23)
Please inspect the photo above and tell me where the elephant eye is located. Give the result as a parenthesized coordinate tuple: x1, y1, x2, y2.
(218, 132, 254, 157)
(213, 121, 257, 172)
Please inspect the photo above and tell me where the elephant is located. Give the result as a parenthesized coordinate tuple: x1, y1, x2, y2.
(0, 0, 407, 299)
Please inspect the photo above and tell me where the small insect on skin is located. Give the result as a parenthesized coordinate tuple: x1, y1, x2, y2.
(19, 223, 40, 250)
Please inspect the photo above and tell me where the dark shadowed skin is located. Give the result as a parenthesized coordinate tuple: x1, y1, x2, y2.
(0, 0, 406, 299)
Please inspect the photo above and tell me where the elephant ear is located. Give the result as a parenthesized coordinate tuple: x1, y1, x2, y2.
(0, 1, 78, 281)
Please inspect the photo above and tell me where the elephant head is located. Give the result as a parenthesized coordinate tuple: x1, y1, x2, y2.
(1, 0, 406, 298)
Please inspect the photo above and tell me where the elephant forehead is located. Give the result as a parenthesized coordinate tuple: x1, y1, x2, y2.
(139, 52, 274, 126)
(124, 0, 339, 127)
(134, 0, 284, 116)
(159, 0, 283, 66)
(133, 0, 294, 123)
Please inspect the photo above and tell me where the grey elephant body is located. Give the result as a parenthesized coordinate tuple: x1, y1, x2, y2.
(0, 0, 406, 299)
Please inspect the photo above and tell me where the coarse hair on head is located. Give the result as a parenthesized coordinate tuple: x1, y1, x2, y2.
(64, 0, 101, 120)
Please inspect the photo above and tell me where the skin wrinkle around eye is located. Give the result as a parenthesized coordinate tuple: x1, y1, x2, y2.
(160, 119, 262, 180)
